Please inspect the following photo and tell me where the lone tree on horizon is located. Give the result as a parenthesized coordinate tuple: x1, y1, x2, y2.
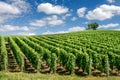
(87, 22, 99, 30)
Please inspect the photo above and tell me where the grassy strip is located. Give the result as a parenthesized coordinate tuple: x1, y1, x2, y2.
(0, 72, 120, 80)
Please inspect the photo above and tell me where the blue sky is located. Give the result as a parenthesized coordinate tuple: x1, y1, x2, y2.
(0, 0, 120, 35)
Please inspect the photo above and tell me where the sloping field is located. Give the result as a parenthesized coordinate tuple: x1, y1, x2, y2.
(0, 30, 120, 77)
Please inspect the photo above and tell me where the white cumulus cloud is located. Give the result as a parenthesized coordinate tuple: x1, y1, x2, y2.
(42, 26, 85, 35)
(16, 32, 36, 36)
(0, 0, 30, 23)
(107, 0, 115, 3)
(42, 30, 67, 35)
(10, 0, 30, 13)
(71, 17, 77, 21)
(77, 7, 87, 17)
(68, 26, 85, 32)
(30, 15, 64, 27)
(99, 23, 119, 29)
(30, 20, 46, 27)
(0, 2, 20, 14)
(37, 3, 68, 15)
(86, 4, 120, 20)
(0, 25, 29, 32)
(62, 13, 71, 20)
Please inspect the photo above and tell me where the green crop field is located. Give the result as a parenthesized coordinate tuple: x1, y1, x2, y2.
(0, 30, 120, 79)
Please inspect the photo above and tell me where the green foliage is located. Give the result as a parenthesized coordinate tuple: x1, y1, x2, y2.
(87, 22, 99, 30)
(0, 30, 120, 76)
(76, 52, 83, 69)
(21, 37, 44, 59)
(105, 55, 110, 76)
(92, 54, 102, 69)
(15, 37, 41, 71)
(43, 49, 51, 67)
(108, 52, 115, 70)
(66, 53, 75, 74)
(59, 49, 68, 67)
(81, 53, 89, 72)
(8, 37, 24, 71)
(0, 36, 8, 71)
(87, 55, 92, 75)
(101, 55, 110, 76)
(115, 55, 120, 70)
(50, 53, 57, 73)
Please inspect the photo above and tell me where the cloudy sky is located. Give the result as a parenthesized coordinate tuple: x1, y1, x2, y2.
(0, 0, 120, 35)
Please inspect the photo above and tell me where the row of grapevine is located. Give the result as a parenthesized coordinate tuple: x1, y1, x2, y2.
(0, 36, 8, 71)
(0, 30, 119, 76)
(14, 37, 41, 71)
(22, 37, 54, 72)
(18, 37, 58, 73)
(30, 37, 92, 75)
(26, 37, 77, 74)
(8, 37, 24, 71)
(34, 34, 120, 76)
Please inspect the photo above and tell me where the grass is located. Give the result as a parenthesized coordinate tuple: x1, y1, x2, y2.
(0, 72, 120, 80)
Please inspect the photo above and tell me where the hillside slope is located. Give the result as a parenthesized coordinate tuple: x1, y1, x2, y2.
(0, 30, 120, 76)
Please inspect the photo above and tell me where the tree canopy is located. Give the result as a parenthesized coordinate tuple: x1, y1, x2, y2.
(87, 22, 99, 30)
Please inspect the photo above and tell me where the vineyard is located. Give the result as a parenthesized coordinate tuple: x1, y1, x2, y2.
(0, 30, 120, 76)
